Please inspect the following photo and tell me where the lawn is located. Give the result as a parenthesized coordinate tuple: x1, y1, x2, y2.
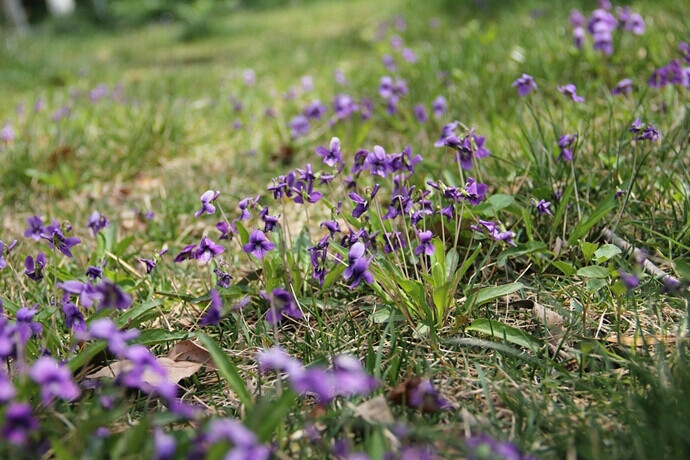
(0, 0, 689, 458)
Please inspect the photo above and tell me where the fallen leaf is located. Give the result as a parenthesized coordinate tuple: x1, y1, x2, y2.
(354, 395, 394, 424)
(531, 302, 565, 328)
(166, 340, 217, 370)
(605, 334, 676, 347)
(86, 358, 202, 385)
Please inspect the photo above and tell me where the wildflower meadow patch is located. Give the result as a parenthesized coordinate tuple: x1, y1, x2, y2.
(0, 0, 689, 458)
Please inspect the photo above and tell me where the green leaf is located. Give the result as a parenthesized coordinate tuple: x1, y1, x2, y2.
(112, 235, 135, 257)
(247, 389, 298, 442)
(552, 260, 576, 276)
(487, 194, 515, 212)
(234, 220, 250, 246)
(674, 259, 690, 280)
(466, 318, 542, 352)
(136, 329, 190, 346)
(323, 262, 346, 289)
(594, 244, 622, 263)
(197, 333, 253, 409)
(577, 266, 609, 278)
(568, 193, 617, 245)
(432, 261, 445, 289)
(432, 237, 446, 270)
(580, 241, 599, 260)
(445, 248, 460, 280)
(551, 181, 574, 238)
(68, 342, 107, 373)
(115, 300, 161, 328)
(586, 278, 608, 291)
(475, 282, 524, 306)
(50, 438, 77, 460)
(371, 307, 405, 323)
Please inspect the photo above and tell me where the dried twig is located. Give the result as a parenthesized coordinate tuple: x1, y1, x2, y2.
(601, 227, 680, 286)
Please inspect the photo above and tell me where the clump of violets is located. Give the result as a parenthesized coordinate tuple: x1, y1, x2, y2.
(569, 2, 645, 55)
(471, 220, 517, 246)
(557, 133, 577, 162)
(257, 347, 378, 403)
(629, 118, 660, 142)
(262, 288, 302, 324)
(289, 115, 310, 138)
(441, 129, 490, 170)
(648, 44, 690, 89)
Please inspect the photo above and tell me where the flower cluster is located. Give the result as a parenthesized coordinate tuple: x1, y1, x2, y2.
(569, 1, 645, 55)
(257, 347, 378, 403)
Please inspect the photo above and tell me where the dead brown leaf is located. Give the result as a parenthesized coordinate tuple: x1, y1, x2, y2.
(166, 340, 217, 370)
(354, 395, 394, 424)
(86, 358, 202, 385)
(605, 334, 676, 347)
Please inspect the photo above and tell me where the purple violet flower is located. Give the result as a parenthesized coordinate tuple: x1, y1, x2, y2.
(95, 280, 132, 310)
(0, 371, 16, 403)
(195, 190, 220, 218)
(24, 253, 46, 281)
(343, 242, 374, 288)
(139, 258, 156, 274)
(365, 146, 392, 177)
(532, 199, 553, 216)
(83, 318, 139, 356)
(1, 123, 14, 143)
(87, 211, 110, 236)
(289, 115, 310, 138)
(195, 237, 225, 263)
(462, 177, 488, 205)
(333, 94, 358, 120)
(611, 78, 634, 95)
(24, 216, 45, 241)
(618, 269, 639, 291)
(432, 95, 447, 118)
(513, 74, 537, 96)
(471, 219, 517, 246)
(61, 301, 86, 332)
(174, 244, 197, 263)
(58, 280, 101, 308)
(413, 104, 428, 123)
(16, 307, 43, 343)
(1, 403, 38, 445)
(264, 288, 302, 324)
(154, 428, 176, 460)
(414, 230, 434, 256)
(214, 267, 233, 288)
(41, 220, 81, 258)
(29, 356, 80, 404)
(557, 84, 585, 102)
(201, 289, 223, 326)
(557, 134, 577, 162)
(629, 118, 660, 142)
(304, 99, 327, 120)
(243, 230, 275, 259)
(466, 434, 536, 460)
(316, 137, 344, 168)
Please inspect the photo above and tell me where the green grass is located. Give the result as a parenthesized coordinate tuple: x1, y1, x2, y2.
(1, 0, 689, 458)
